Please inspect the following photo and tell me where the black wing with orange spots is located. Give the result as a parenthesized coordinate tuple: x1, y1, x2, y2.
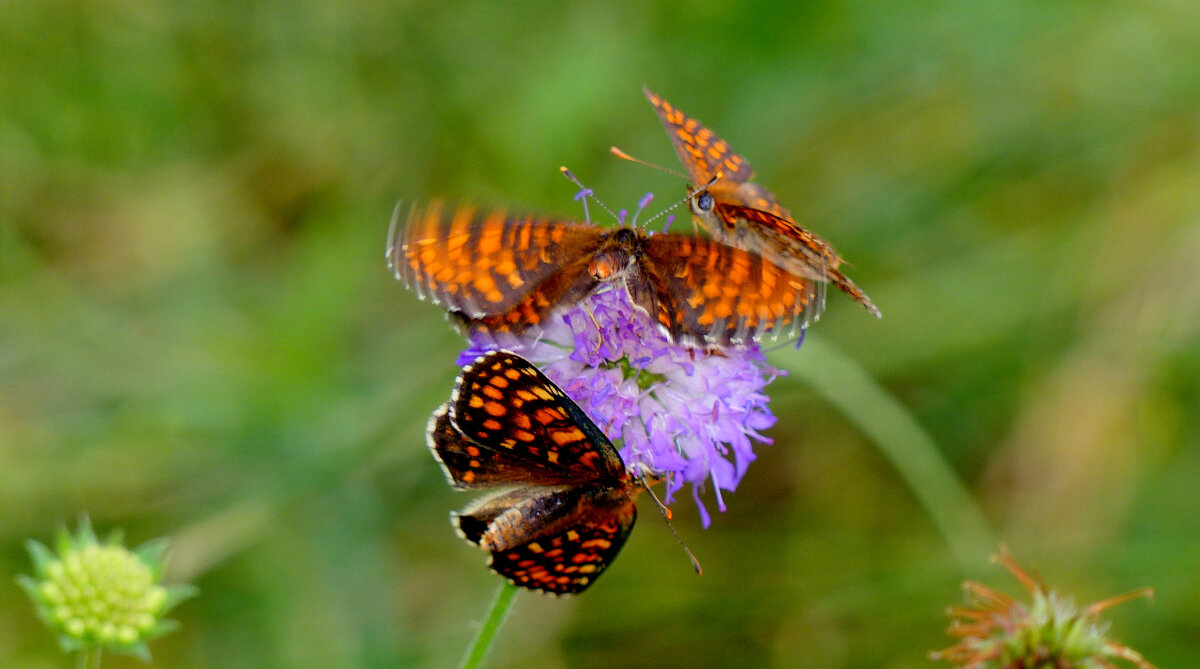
(448, 351, 625, 483)
(473, 486, 637, 595)
(427, 351, 643, 595)
(429, 405, 581, 488)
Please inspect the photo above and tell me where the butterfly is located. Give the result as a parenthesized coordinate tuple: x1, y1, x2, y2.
(388, 201, 821, 347)
(427, 350, 648, 595)
(643, 87, 881, 318)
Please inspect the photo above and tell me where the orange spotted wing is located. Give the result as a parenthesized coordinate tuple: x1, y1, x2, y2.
(388, 202, 604, 325)
(389, 202, 821, 346)
(644, 87, 880, 318)
(428, 350, 640, 595)
(638, 234, 820, 344)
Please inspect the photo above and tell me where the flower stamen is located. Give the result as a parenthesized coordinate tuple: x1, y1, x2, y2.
(461, 271, 781, 528)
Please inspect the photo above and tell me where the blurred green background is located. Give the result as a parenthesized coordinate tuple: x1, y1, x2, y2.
(3, 1, 1199, 667)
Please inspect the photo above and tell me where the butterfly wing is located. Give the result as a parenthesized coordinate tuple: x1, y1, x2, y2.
(459, 486, 638, 595)
(712, 204, 880, 317)
(642, 91, 790, 219)
(712, 181, 793, 225)
(429, 404, 590, 488)
(389, 202, 604, 322)
(640, 235, 822, 345)
(640, 94, 880, 319)
(449, 351, 626, 483)
(450, 254, 603, 337)
(716, 203, 837, 269)
(822, 267, 880, 318)
(644, 87, 755, 186)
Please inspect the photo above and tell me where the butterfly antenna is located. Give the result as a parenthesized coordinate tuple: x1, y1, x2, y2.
(636, 469, 702, 575)
(561, 166, 621, 224)
(640, 173, 722, 230)
(610, 146, 689, 181)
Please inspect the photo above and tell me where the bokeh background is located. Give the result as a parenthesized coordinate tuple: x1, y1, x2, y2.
(3, 1, 1199, 667)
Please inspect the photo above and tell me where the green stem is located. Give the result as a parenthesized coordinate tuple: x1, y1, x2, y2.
(77, 646, 101, 669)
(775, 333, 996, 570)
(460, 582, 519, 669)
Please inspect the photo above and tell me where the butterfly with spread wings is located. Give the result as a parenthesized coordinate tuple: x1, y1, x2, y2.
(388, 201, 821, 347)
(428, 350, 648, 594)
(643, 87, 881, 318)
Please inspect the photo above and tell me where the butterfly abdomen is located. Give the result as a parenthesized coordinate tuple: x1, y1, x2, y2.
(476, 493, 570, 553)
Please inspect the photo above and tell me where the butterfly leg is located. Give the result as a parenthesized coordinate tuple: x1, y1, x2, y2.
(581, 301, 605, 354)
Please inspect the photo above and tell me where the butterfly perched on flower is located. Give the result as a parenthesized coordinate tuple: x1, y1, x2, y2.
(427, 350, 649, 595)
(643, 87, 881, 318)
(389, 201, 822, 347)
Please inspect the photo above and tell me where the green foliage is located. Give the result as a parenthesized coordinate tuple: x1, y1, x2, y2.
(2, 1, 1199, 667)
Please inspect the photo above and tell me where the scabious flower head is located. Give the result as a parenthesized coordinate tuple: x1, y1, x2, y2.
(931, 546, 1156, 669)
(17, 517, 197, 659)
(459, 195, 784, 527)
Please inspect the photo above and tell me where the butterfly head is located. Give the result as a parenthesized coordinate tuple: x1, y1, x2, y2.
(689, 189, 715, 215)
(611, 227, 641, 248)
(588, 228, 644, 282)
(689, 188, 735, 234)
(686, 173, 736, 234)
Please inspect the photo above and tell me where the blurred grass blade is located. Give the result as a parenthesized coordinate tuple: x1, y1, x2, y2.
(775, 333, 995, 569)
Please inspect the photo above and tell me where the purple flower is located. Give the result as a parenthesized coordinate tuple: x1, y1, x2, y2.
(458, 285, 783, 528)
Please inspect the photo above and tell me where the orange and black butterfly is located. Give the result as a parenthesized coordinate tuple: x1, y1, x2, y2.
(643, 87, 881, 318)
(388, 201, 821, 347)
(428, 350, 647, 594)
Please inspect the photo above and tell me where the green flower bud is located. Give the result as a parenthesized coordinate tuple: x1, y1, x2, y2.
(134, 612, 156, 632)
(117, 625, 139, 645)
(931, 546, 1156, 669)
(98, 621, 118, 644)
(39, 581, 63, 604)
(17, 517, 197, 659)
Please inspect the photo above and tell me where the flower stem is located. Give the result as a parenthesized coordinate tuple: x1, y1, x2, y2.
(460, 582, 519, 669)
(776, 333, 996, 570)
(77, 646, 102, 669)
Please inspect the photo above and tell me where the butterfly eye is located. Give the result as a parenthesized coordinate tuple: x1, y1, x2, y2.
(695, 192, 715, 212)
